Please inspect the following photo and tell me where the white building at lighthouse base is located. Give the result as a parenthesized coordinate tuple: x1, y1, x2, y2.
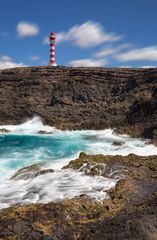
(49, 63, 57, 67)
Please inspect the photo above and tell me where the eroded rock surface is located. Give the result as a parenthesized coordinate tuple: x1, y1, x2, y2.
(0, 66, 157, 142)
(1, 66, 157, 239)
(1, 153, 157, 239)
(11, 164, 55, 181)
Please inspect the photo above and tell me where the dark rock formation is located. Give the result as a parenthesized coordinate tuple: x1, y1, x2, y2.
(11, 164, 42, 180)
(1, 66, 157, 239)
(0, 66, 157, 142)
(38, 130, 53, 134)
(33, 169, 54, 178)
(0, 128, 11, 133)
(112, 140, 125, 146)
(11, 164, 54, 180)
(1, 153, 157, 239)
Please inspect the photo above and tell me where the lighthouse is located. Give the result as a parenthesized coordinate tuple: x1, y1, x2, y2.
(49, 32, 57, 66)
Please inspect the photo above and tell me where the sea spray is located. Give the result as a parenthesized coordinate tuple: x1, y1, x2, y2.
(0, 116, 157, 209)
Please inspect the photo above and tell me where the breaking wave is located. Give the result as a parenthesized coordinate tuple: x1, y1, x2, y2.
(0, 116, 157, 209)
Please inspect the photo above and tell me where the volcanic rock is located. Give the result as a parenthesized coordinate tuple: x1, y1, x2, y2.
(112, 140, 125, 146)
(33, 169, 54, 178)
(0, 128, 11, 133)
(1, 153, 157, 239)
(0, 66, 157, 142)
(38, 130, 53, 134)
(1, 66, 157, 239)
(11, 164, 42, 180)
(11, 164, 54, 180)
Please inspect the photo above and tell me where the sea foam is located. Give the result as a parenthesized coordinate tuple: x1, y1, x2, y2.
(0, 169, 117, 209)
(0, 116, 57, 134)
(0, 116, 157, 209)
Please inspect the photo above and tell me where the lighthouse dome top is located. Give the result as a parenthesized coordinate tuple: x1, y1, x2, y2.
(50, 32, 55, 36)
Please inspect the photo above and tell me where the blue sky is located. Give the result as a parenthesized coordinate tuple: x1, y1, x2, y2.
(0, 0, 157, 68)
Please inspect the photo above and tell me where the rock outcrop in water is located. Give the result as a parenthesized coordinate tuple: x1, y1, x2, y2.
(0, 66, 157, 142)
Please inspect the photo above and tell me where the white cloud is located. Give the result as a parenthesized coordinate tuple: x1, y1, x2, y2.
(43, 36, 49, 44)
(0, 62, 27, 69)
(96, 47, 118, 58)
(29, 55, 41, 61)
(140, 65, 156, 68)
(95, 44, 131, 58)
(119, 66, 131, 68)
(43, 21, 122, 48)
(0, 55, 12, 62)
(69, 58, 107, 67)
(17, 22, 39, 37)
(116, 46, 157, 62)
(0, 55, 27, 69)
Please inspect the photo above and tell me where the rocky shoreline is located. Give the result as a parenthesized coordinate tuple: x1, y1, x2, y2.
(0, 66, 157, 143)
(0, 153, 157, 239)
(1, 66, 157, 239)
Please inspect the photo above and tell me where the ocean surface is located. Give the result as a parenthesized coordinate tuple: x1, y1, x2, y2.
(0, 116, 157, 209)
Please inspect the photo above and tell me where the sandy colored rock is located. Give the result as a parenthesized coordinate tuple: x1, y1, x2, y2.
(1, 153, 157, 239)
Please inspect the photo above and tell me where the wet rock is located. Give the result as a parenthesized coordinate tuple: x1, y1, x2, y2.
(63, 154, 132, 180)
(0, 128, 11, 133)
(1, 153, 157, 239)
(11, 164, 42, 180)
(1, 65, 157, 238)
(33, 169, 54, 178)
(11, 165, 54, 180)
(79, 152, 88, 159)
(112, 140, 125, 146)
(38, 130, 53, 134)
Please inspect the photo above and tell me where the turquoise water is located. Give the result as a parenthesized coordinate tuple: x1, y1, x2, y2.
(0, 125, 157, 174)
(0, 117, 157, 209)
(0, 133, 85, 170)
(0, 129, 156, 173)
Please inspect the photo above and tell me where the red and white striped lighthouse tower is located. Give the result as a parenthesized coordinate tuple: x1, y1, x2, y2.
(49, 32, 57, 66)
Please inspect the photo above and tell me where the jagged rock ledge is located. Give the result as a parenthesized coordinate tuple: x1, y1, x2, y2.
(0, 153, 157, 239)
(0, 66, 157, 143)
(1, 66, 157, 239)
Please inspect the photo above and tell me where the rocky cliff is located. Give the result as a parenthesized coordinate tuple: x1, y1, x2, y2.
(1, 66, 157, 240)
(0, 66, 157, 140)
